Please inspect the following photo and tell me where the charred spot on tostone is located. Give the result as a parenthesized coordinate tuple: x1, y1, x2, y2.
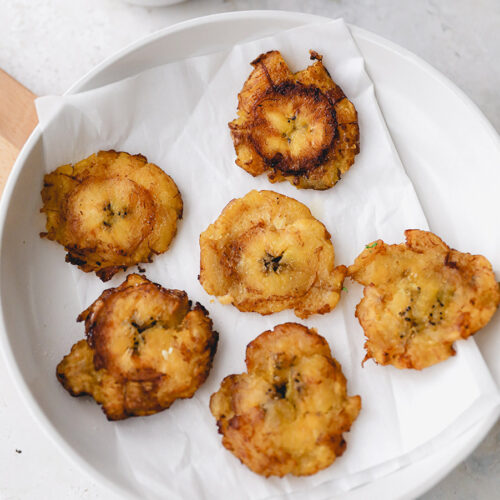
(269, 153, 285, 169)
(263, 252, 284, 273)
(132, 336, 142, 354)
(131, 319, 157, 334)
(309, 50, 322, 61)
(444, 252, 458, 269)
(66, 254, 87, 267)
(130, 319, 160, 355)
(102, 202, 129, 227)
(96, 265, 127, 282)
(399, 305, 412, 317)
(274, 382, 288, 399)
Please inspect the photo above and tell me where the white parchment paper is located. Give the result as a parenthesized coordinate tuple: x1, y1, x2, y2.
(36, 19, 499, 500)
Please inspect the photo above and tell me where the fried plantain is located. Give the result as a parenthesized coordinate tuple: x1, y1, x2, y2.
(210, 323, 361, 477)
(348, 230, 500, 369)
(199, 190, 347, 318)
(229, 50, 359, 190)
(56, 274, 218, 420)
(41, 150, 183, 281)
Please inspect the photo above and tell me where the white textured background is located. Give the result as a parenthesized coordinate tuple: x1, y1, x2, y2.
(0, 1, 498, 499)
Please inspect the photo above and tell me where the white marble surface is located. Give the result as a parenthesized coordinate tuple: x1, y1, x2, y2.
(0, 1, 498, 499)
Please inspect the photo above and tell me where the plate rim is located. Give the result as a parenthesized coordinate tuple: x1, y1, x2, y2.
(0, 9, 498, 500)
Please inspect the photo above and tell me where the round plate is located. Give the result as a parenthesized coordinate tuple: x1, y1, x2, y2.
(1, 10, 498, 500)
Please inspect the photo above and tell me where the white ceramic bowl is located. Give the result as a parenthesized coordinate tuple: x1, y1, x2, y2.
(1, 10, 499, 500)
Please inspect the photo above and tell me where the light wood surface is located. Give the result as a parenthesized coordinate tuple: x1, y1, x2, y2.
(0, 69, 38, 195)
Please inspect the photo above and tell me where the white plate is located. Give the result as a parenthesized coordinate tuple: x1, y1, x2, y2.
(0, 10, 499, 500)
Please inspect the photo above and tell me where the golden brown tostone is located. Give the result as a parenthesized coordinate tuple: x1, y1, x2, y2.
(199, 190, 347, 318)
(56, 274, 218, 420)
(348, 230, 500, 369)
(229, 50, 359, 190)
(210, 323, 361, 477)
(41, 150, 183, 281)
